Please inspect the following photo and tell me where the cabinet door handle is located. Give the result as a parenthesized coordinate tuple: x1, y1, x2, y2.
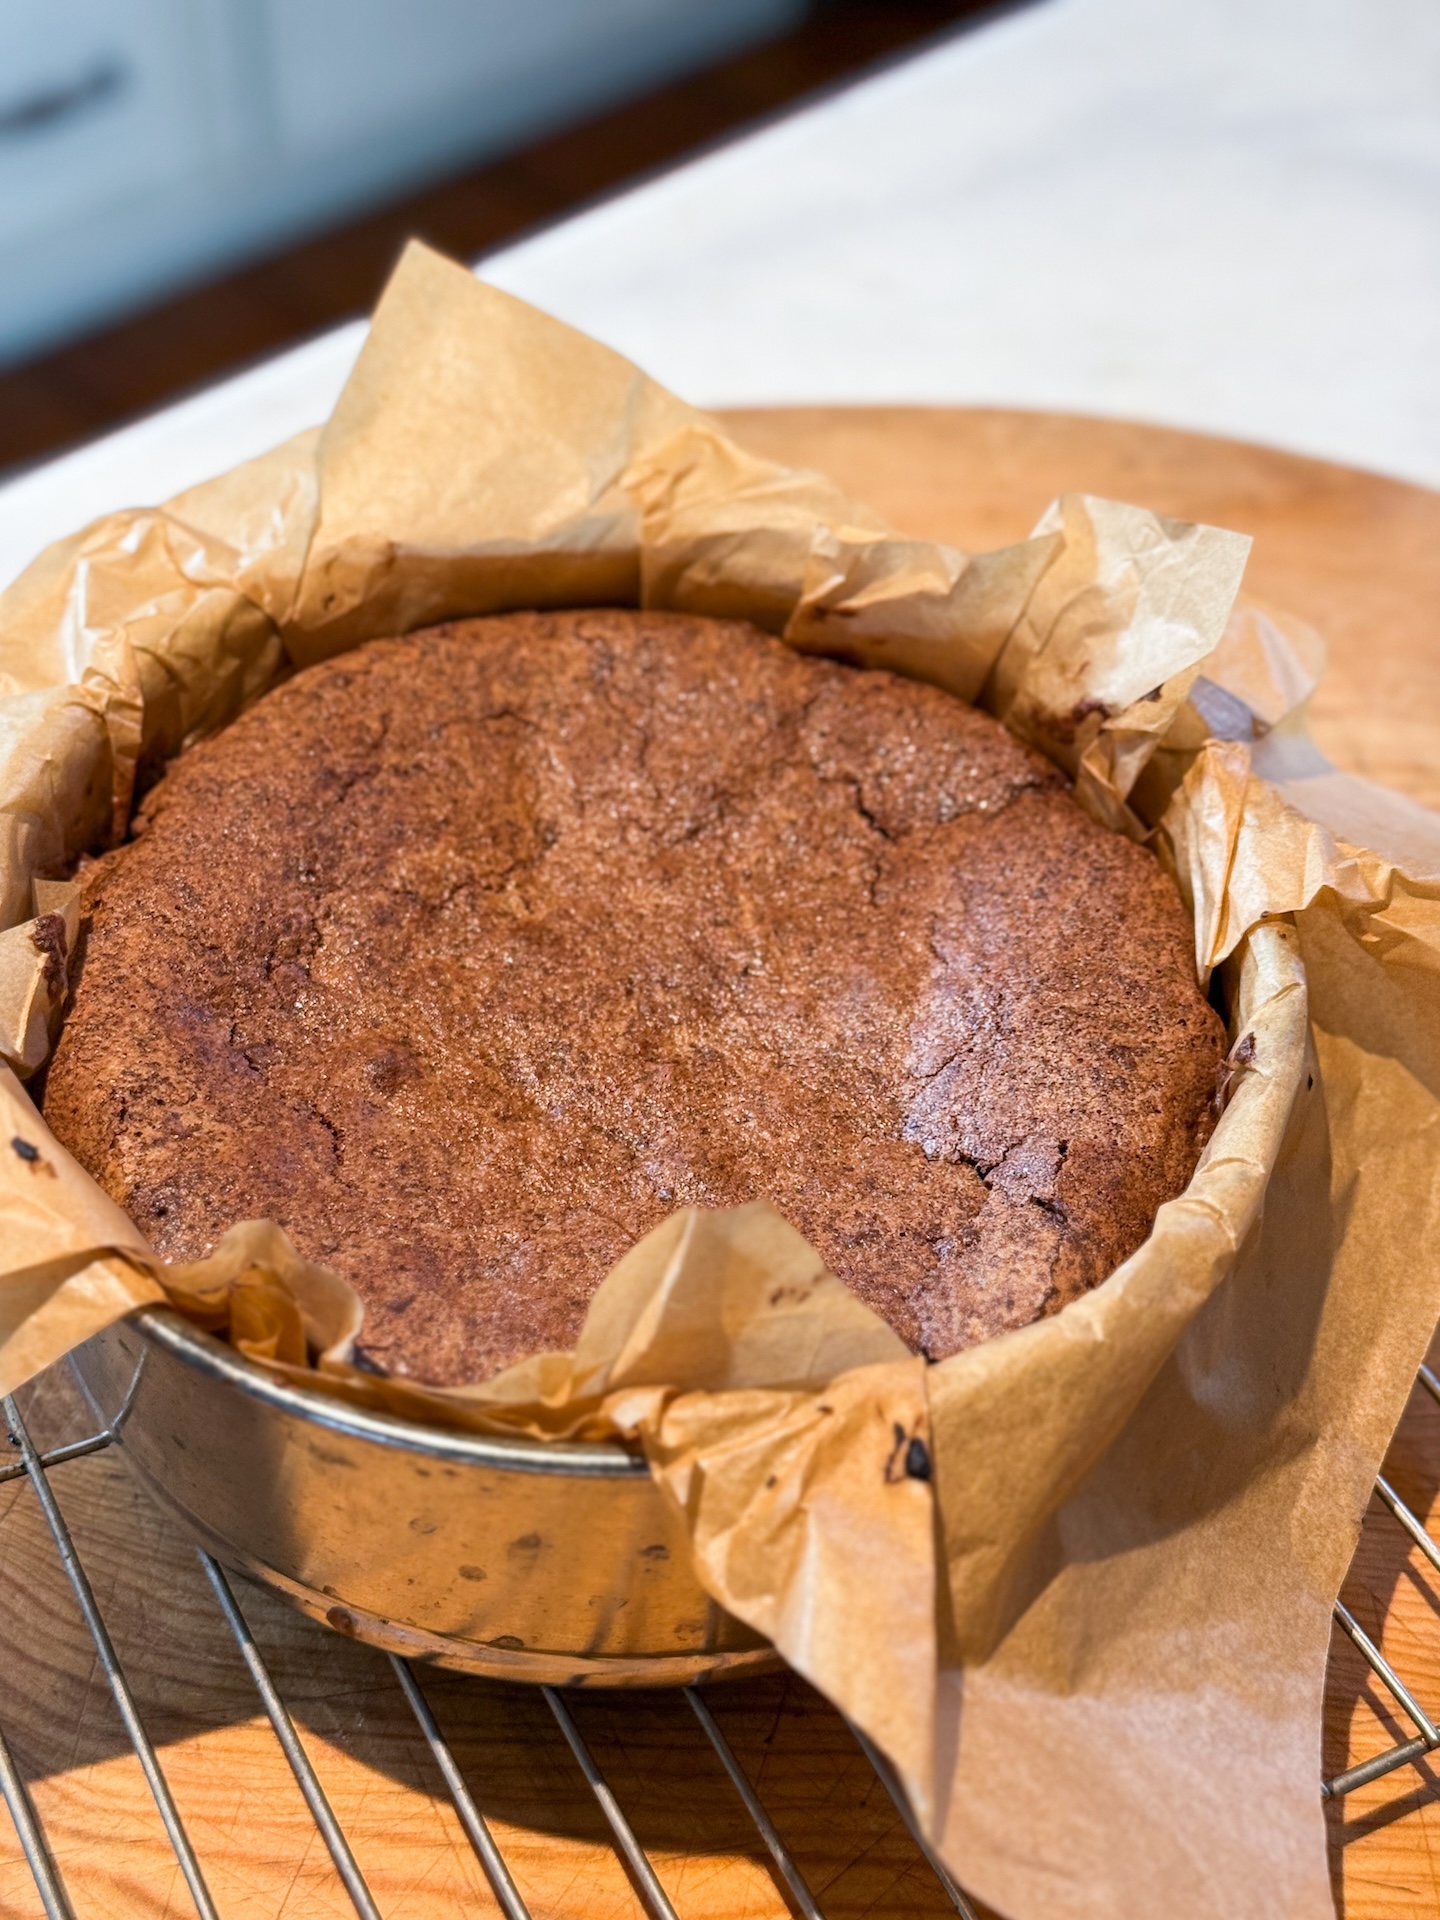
(0, 57, 127, 144)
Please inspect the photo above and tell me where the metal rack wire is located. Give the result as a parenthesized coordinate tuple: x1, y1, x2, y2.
(1321, 1360, 1440, 1801)
(1, 1364, 1436, 1920)
(0, 1385, 977, 1920)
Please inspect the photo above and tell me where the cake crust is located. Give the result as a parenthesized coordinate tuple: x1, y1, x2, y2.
(43, 610, 1225, 1384)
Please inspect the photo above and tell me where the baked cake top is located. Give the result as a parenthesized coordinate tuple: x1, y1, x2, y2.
(43, 610, 1224, 1385)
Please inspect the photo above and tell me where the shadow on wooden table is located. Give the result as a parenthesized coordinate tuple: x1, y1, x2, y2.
(0, 1360, 969, 1917)
(8, 1336, 1440, 1920)
(8, 1321, 1440, 1914)
(6, 410, 1440, 1915)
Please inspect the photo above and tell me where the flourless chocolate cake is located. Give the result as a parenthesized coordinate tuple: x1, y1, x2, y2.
(44, 611, 1225, 1385)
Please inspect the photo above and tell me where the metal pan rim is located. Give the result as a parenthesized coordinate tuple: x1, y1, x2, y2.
(126, 1308, 647, 1478)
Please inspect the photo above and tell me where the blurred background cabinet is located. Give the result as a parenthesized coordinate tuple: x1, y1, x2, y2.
(0, 0, 801, 367)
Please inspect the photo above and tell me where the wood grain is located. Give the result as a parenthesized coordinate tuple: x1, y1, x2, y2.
(1, 406, 1437, 1918)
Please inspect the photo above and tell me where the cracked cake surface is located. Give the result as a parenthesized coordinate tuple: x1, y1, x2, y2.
(43, 609, 1225, 1384)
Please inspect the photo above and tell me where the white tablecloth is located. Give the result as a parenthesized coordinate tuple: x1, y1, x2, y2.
(3, 0, 1437, 592)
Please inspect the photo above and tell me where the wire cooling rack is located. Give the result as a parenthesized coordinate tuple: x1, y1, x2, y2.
(1323, 1359, 1440, 1803)
(1, 1362, 1438, 1919)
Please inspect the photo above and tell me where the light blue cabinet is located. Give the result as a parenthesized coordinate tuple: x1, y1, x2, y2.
(0, 0, 801, 365)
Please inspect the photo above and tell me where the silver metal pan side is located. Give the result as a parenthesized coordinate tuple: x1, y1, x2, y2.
(70, 1310, 776, 1688)
(121, 1308, 646, 1474)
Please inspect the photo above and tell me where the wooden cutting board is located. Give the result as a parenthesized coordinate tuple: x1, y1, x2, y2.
(724, 407, 1440, 814)
(1, 406, 1437, 1920)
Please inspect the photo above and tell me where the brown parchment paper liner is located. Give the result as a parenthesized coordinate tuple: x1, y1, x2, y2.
(0, 242, 1436, 1920)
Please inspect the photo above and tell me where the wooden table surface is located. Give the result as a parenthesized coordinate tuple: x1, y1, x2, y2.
(2, 407, 1438, 1920)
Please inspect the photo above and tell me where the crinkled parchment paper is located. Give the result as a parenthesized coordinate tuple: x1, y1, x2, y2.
(3, 243, 1439, 1920)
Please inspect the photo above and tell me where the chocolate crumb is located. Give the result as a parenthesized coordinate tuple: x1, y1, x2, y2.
(884, 1422, 933, 1484)
(10, 1137, 39, 1164)
(1050, 695, 1111, 744)
(28, 912, 68, 1001)
(1214, 1031, 1260, 1114)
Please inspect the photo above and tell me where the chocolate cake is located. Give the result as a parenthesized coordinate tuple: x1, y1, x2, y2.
(43, 611, 1225, 1385)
